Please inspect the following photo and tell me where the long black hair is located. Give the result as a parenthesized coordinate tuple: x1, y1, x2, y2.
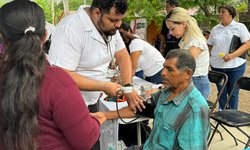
(0, 0, 46, 150)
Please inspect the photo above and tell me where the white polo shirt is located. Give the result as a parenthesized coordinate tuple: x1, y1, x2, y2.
(129, 39, 164, 76)
(208, 20, 250, 69)
(48, 5, 125, 106)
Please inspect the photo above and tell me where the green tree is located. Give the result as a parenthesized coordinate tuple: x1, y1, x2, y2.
(178, 0, 247, 29)
(1, 0, 247, 29)
(0, 0, 11, 6)
(124, 0, 165, 30)
(34, 0, 92, 24)
(124, 0, 248, 30)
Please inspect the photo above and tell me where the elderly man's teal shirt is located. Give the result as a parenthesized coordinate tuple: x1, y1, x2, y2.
(143, 82, 210, 150)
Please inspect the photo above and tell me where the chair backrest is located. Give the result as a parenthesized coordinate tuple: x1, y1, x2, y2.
(208, 70, 228, 112)
(223, 76, 250, 110)
(237, 77, 250, 91)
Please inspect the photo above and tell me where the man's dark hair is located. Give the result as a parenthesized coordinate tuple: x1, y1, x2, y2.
(218, 5, 236, 18)
(203, 30, 210, 35)
(91, 0, 128, 14)
(166, 0, 179, 7)
(166, 49, 196, 74)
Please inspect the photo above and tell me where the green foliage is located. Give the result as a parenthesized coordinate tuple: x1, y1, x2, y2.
(34, 0, 56, 23)
(0, 0, 11, 6)
(124, 0, 165, 30)
(124, 0, 248, 30)
(0, 1, 4, 6)
(236, 3, 248, 13)
(69, 0, 92, 10)
(177, 0, 247, 29)
(34, 0, 92, 24)
(1, 0, 248, 30)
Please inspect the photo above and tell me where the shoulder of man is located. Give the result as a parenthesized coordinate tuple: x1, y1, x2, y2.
(186, 88, 209, 113)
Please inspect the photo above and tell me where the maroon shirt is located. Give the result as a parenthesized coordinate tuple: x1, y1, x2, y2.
(37, 65, 100, 150)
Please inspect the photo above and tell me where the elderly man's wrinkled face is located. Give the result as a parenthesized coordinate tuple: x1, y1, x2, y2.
(161, 57, 187, 89)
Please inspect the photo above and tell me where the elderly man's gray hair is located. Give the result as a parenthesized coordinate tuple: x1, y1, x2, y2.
(165, 49, 196, 74)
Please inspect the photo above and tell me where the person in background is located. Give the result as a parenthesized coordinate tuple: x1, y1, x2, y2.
(160, 0, 180, 57)
(165, 7, 211, 100)
(119, 22, 144, 79)
(152, 34, 161, 51)
(91, 49, 210, 150)
(0, 1, 100, 150)
(119, 22, 165, 84)
(203, 30, 210, 40)
(207, 5, 250, 109)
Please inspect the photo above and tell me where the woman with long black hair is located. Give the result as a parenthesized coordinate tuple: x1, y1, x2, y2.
(0, 1, 100, 150)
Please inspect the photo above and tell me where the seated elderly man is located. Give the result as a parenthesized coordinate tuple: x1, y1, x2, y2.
(91, 49, 210, 149)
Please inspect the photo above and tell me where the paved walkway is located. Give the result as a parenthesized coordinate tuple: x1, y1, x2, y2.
(209, 122, 250, 150)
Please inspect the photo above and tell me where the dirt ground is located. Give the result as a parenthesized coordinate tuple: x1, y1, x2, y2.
(208, 60, 250, 113)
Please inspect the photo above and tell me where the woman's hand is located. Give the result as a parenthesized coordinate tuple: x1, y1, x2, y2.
(124, 90, 145, 111)
(90, 112, 107, 125)
(223, 53, 235, 62)
(103, 82, 122, 97)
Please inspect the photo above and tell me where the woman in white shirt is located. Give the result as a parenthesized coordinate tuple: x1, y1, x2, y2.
(207, 5, 250, 109)
(165, 7, 210, 100)
(119, 23, 165, 84)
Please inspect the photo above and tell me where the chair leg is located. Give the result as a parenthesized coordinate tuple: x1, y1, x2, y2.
(220, 124, 238, 146)
(208, 122, 219, 147)
(236, 127, 250, 148)
(245, 138, 250, 149)
(210, 123, 223, 140)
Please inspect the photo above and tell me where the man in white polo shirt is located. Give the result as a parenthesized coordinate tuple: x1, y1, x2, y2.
(49, 0, 145, 114)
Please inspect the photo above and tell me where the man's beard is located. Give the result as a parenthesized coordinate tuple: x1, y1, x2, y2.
(98, 18, 117, 36)
(103, 28, 117, 36)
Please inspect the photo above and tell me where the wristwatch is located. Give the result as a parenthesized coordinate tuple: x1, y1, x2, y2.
(122, 83, 133, 93)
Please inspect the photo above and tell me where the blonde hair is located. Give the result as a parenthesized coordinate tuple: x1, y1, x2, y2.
(166, 7, 206, 48)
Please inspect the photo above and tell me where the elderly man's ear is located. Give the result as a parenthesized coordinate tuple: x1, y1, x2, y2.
(184, 69, 193, 80)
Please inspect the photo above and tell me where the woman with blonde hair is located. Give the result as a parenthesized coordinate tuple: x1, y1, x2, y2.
(165, 7, 210, 99)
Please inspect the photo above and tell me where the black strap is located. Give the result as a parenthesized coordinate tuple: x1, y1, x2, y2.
(172, 104, 192, 149)
(135, 89, 163, 118)
(151, 89, 162, 105)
